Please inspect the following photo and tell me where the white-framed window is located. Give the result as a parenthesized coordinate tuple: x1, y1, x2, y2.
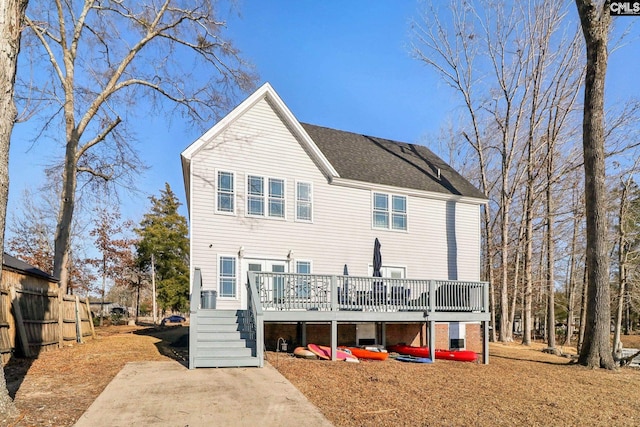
(269, 178, 285, 218)
(216, 171, 235, 214)
(219, 256, 237, 298)
(372, 192, 407, 231)
(296, 182, 313, 222)
(392, 195, 407, 230)
(247, 175, 286, 218)
(295, 260, 312, 298)
(247, 175, 264, 216)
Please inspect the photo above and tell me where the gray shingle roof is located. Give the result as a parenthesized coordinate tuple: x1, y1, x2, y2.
(301, 123, 486, 199)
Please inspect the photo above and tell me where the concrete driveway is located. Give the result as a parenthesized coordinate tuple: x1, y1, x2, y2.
(74, 360, 333, 427)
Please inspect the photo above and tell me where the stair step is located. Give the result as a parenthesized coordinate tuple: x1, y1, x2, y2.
(196, 347, 254, 358)
(192, 309, 259, 368)
(198, 310, 250, 318)
(196, 330, 252, 341)
(194, 356, 261, 368)
(196, 340, 255, 349)
(196, 322, 244, 332)
(198, 317, 242, 325)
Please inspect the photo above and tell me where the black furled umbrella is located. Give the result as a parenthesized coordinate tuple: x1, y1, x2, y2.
(373, 238, 382, 278)
(342, 264, 349, 303)
(373, 238, 384, 303)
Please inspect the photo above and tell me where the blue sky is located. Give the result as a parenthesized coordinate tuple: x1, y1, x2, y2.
(8, 1, 640, 226)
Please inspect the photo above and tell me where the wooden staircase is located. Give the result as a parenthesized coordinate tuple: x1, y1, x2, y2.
(189, 309, 261, 368)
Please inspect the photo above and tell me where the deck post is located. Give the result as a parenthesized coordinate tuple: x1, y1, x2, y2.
(380, 322, 386, 347)
(330, 320, 337, 361)
(428, 320, 436, 362)
(482, 320, 490, 364)
(301, 322, 307, 345)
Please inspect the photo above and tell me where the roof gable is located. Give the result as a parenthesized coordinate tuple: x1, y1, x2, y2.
(301, 124, 486, 200)
(181, 83, 338, 209)
(181, 83, 486, 212)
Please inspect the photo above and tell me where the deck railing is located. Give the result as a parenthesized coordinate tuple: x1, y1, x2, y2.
(246, 271, 264, 367)
(188, 268, 202, 369)
(247, 272, 488, 313)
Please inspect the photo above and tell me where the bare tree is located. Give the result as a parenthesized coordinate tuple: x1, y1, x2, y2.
(612, 163, 640, 360)
(7, 189, 97, 294)
(0, 0, 29, 419)
(19, 0, 256, 293)
(412, 0, 583, 343)
(574, 0, 615, 369)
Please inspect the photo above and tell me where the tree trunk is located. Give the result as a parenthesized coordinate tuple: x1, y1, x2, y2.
(577, 263, 588, 353)
(546, 139, 557, 352)
(574, 0, 615, 369)
(0, 0, 29, 419)
(53, 131, 79, 294)
(613, 179, 633, 360)
(564, 208, 580, 345)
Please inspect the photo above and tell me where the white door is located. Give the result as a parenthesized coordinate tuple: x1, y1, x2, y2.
(243, 259, 287, 308)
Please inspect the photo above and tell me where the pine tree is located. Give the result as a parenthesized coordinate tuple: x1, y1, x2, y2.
(136, 183, 189, 313)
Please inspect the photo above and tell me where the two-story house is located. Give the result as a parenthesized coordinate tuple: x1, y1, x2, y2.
(181, 83, 490, 368)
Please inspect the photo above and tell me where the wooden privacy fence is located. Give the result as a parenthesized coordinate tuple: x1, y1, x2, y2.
(0, 282, 95, 364)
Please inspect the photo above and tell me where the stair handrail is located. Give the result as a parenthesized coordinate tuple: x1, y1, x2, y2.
(188, 267, 202, 369)
(247, 271, 264, 367)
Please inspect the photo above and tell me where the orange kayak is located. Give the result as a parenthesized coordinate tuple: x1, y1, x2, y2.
(341, 346, 389, 361)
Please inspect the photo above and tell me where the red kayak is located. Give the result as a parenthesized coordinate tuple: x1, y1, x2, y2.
(387, 344, 477, 362)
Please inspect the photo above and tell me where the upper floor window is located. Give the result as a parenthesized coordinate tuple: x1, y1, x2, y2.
(296, 182, 313, 221)
(373, 192, 407, 231)
(247, 175, 285, 218)
(247, 175, 264, 216)
(216, 171, 235, 213)
(269, 178, 285, 218)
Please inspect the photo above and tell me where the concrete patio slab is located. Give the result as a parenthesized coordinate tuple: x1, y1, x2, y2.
(74, 360, 333, 427)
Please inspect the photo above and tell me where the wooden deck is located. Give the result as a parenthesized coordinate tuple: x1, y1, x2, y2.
(189, 269, 491, 368)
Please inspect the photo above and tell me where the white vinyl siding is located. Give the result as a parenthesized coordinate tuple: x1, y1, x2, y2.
(373, 192, 407, 231)
(188, 97, 483, 309)
(296, 182, 313, 222)
(216, 171, 235, 214)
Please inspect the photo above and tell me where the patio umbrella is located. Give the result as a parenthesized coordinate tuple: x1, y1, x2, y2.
(373, 238, 383, 303)
(373, 238, 382, 278)
(342, 264, 349, 302)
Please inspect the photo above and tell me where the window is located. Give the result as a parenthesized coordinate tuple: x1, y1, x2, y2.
(269, 178, 285, 218)
(373, 192, 407, 231)
(296, 182, 312, 221)
(373, 193, 389, 228)
(247, 175, 285, 218)
(216, 171, 234, 213)
(295, 261, 311, 298)
(247, 175, 264, 216)
(219, 256, 237, 298)
(392, 195, 407, 230)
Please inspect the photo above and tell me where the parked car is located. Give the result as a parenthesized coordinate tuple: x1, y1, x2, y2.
(161, 315, 186, 325)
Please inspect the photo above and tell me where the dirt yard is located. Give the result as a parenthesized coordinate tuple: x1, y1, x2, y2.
(2, 326, 640, 427)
